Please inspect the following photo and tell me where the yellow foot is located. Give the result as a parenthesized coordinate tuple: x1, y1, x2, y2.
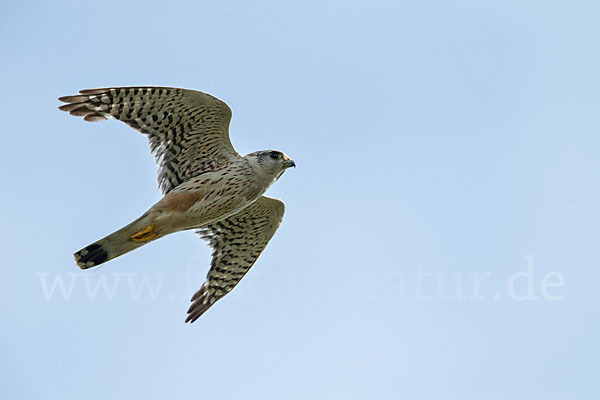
(130, 225, 158, 242)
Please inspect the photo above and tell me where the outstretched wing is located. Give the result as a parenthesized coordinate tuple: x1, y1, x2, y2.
(186, 196, 285, 323)
(59, 86, 238, 194)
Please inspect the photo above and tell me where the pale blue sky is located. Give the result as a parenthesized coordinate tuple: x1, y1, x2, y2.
(1, 1, 599, 399)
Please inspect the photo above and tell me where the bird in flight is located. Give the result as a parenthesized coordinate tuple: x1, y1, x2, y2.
(59, 87, 295, 323)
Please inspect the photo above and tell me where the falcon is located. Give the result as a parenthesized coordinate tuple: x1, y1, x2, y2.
(59, 87, 295, 323)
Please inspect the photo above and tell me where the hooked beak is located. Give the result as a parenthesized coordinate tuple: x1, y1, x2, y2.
(283, 160, 296, 168)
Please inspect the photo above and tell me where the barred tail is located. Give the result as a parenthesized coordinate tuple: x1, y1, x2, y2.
(74, 212, 159, 269)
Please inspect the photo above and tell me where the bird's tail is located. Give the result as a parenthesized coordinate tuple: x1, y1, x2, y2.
(74, 211, 161, 269)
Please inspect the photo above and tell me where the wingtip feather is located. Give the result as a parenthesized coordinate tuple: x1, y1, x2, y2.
(59, 94, 90, 103)
(58, 102, 84, 112)
(84, 113, 107, 122)
(79, 88, 111, 95)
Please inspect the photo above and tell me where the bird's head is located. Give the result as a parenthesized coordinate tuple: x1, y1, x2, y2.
(245, 150, 296, 182)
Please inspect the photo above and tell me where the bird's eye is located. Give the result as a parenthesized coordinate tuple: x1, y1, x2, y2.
(270, 152, 280, 160)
